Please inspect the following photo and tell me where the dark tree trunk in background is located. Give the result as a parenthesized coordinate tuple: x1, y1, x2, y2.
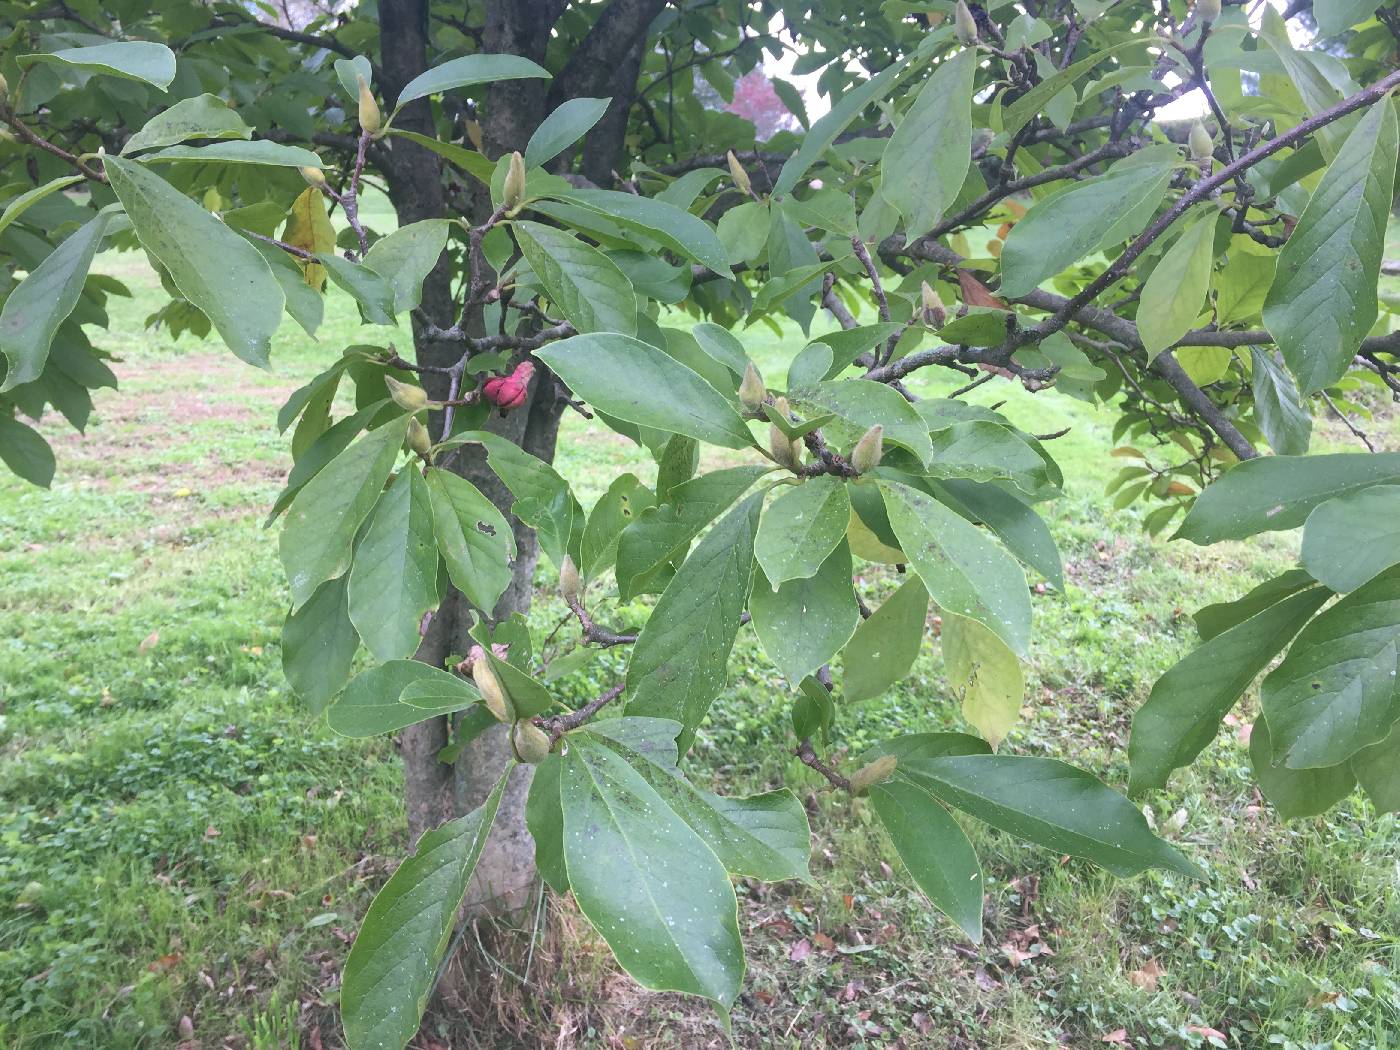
(373, 0, 660, 916)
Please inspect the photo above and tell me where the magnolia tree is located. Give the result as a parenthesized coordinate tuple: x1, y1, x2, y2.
(2, 0, 1399, 1044)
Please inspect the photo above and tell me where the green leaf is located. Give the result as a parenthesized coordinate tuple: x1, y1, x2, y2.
(1250, 348, 1311, 456)
(809, 324, 907, 373)
(615, 465, 770, 600)
(560, 737, 744, 1006)
(280, 418, 409, 608)
(754, 476, 852, 585)
(397, 674, 477, 711)
(282, 576, 359, 715)
(425, 468, 515, 614)
(751, 541, 860, 684)
(144, 141, 324, 167)
(525, 754, 569, 892)
(387, 130, 495, 184)
(335, 56, 373, 100)
(925, 422, 1056, 498)
(1129, 586, 1329, 793)
(1194, 569, 1320, 642)
(1215, 245, 1275, 325)
(0, 415, 55, 487)
(691, 323, 751, 379)
(861, 733, 992, 764)
(341, 769, 508, 1050)
(1139, 211, 1216, 360)
(347, 468, 440, 661)
(870, 778, 983, 942)
(1177, 452, 1400, 544)
(586, 718, 812, 883)
(1000, 149, 1178, 298)
(1262, 98, 1398, 394)
(930, 479, 1064, 590)
(581, 473, 653, 580)
(525, 97, 610, 169)
(1314, 0, 1382, 35)
(105, 156, 284, 368)
(1249, 715, 1355, 820)
(552, 189, 732, 277)
(266, 401, 391, 525)
(625, 494, 762, 753)
(943, 613, 1025, 748)
(656, 167, 725, 209)
(396, 53, 551, 107)
(123, 93, 252, 154)
(936, 307, 1016, 347)
(536, 333, 753, 449)
(362, 220, 451, 316)
(791, 380, 932, 465)
(327, 661, 477, 737)
(902, 754, 1201, 878)
(19, 41, 176, 89)
(317, 254, 397, 326)
(1260, 8, 1349, 161)
(514, 220, 637, 336)
(880, 481, 1031, 657)
(1262, 567, 1400, 769)
(0, 212, 113, 391)
(254, 242, 325, 337)
(447, 431, 582, 570)
(0, 175, 85, 235)
(1350, 723, 1400, 813)
(793, 676, 835, 744)
(1301, 485, 1400, 593)
(842, 576, 928, 702)
(774, 58, 912, 195)
(881, 50, 975, 238)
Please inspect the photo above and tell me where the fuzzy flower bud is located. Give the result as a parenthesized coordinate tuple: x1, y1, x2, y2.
(356, 74, 381, 135)
(385, 375, 429, 413)
(1189, 121, 1214, 161)
(299, 166, 327, 189)
(1196, 0, 1221, 23)
(954, 0, 979, 44)
(407, 417, 432, 456)
(850, 424, 884, 474)
(482, 361, 534, 412)
(559, 554, 582, 604)
(727, 150, 753, 197)
(738, 361, 765, 413)
(511, 719, 552, 764)
(920, 281, 947, 327)
(848, 754, 898, 795)
(769, 424, 802, 472)
(472, 657, 515, 723)
(503, 150, 526, 212)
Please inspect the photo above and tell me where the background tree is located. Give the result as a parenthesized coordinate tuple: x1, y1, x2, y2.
(0, 0, 1397, 1045)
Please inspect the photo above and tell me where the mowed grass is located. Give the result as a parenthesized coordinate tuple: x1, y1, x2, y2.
(2, 205, 1399, 1048)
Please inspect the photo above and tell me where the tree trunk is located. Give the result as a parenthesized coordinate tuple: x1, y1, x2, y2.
(377, 0, 569, 915)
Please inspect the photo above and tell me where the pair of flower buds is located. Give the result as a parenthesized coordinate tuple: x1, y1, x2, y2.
(470, 651, 554, 764)
(739, 364, 883, 473)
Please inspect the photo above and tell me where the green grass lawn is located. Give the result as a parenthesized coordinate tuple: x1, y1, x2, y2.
(2, 203, 1399, 1048)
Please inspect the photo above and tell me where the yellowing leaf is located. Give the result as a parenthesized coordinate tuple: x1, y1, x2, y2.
(283, 188, 335, 290)
(943, 612, 1024, 748)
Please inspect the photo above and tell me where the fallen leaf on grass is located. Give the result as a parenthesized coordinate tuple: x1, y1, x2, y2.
(1128, 957, 1164, 991)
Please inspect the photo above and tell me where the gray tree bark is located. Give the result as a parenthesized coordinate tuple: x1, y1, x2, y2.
(373, 0, 660, 915)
